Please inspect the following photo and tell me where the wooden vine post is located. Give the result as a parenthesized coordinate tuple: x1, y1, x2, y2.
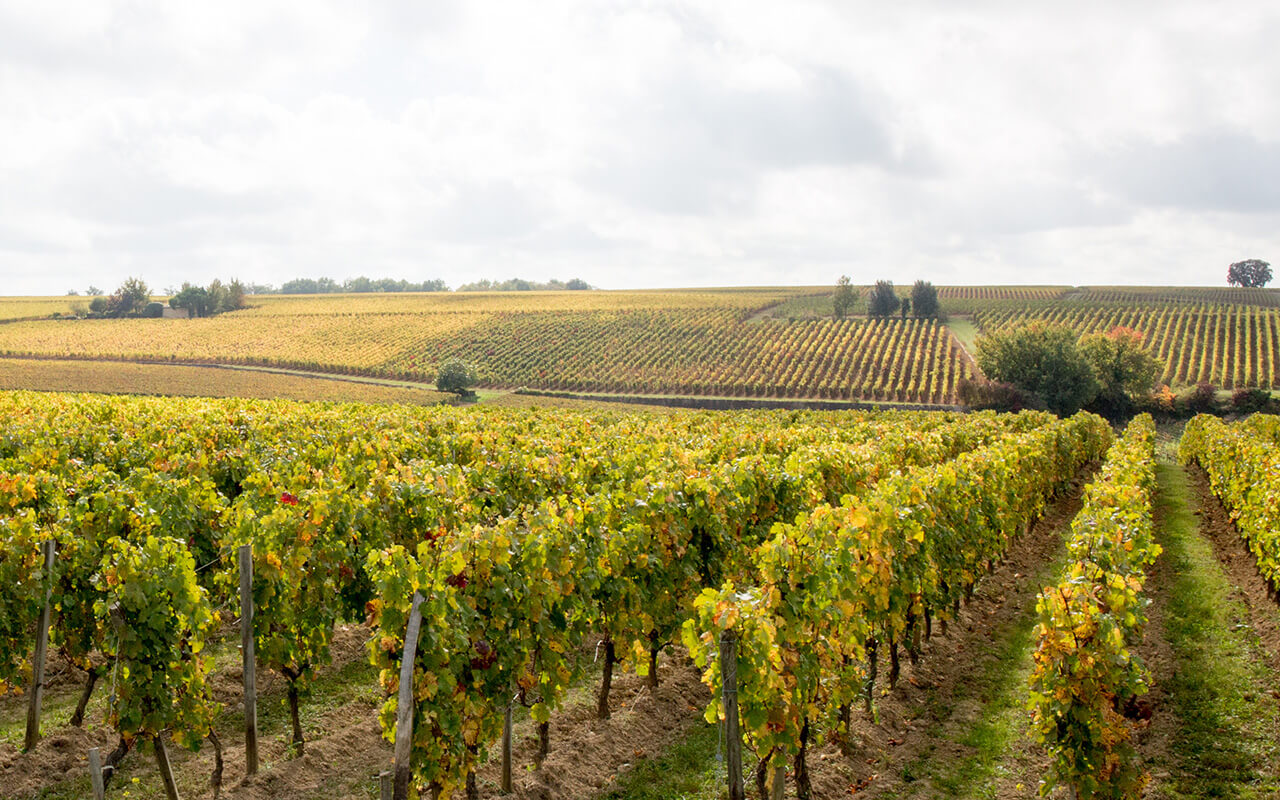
(501, 703, 513, 793)
(393, 592, 425, 800)
(239, 544, 259, 776)
(379, 771, 393, 800)
(154, 734, 181, 800)
(720, 629, 744, 800)
(88, 746, 106, 800)
(24, 540, 56, 752)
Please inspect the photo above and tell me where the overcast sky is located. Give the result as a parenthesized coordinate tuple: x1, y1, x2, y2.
(3, 1, 1279, 295)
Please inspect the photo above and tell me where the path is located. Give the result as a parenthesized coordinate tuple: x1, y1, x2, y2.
(1136, 456, 1280, 798)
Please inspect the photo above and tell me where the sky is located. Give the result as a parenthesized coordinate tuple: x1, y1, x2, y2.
(3, 1, 1280, 295)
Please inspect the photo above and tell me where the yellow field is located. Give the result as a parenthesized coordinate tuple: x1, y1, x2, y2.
(0, 357, 451, 405)
(0, 296, 84, 322)
(0, 289, 972, 404)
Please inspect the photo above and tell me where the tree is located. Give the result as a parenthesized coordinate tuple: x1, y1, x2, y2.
(566, 278, 591, 290)
(436, 359, 478, 396)
(170, 284, 211, 317)
(833, 275, 856, 319)
(86, 285, 102, 296)
(1079, 327, 1160, 411)
(911, 280, 941, 319)
(900, 297, 911, 319)
(106, 277, 151, 317)
(867, 280, 900, 318)
(975, 322, 1099, 416)
(226, 279, 247, 311)
(1227, 259, 1272, 287)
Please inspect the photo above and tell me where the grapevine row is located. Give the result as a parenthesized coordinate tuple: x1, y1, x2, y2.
(1029, 414, 1159, 799)
(681, 412, 1111, 798)
(1179, 413, 1280, 588)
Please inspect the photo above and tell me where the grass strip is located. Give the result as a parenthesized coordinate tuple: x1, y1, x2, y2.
(1152, 460, 1280, 799)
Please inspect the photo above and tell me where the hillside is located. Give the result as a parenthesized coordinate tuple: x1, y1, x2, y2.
(2, 285, 1279, 406)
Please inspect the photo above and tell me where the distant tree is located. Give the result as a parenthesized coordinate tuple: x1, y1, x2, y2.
(833, 275, 856, 319)
(206, 279, 230, 314)
(170, 284, 211, 317)
(281, 278, 322, 294)
(566, 278, 591, 290)
(1227, 258, 1272, 287)
(66, 289, 79, 296)
(900, 297, 911, 319)
(975, 322, 1099, 416)
(86, 285, 102, 296)
(436, 359, 478, 397)
(345, 276, 375, 293)
(107, 277, 151, 317)
(1079, 327, 1161, 412)
(88, 297, 108, 315)
(911, 280, 941, 319)
(226, 279, 247, 311)
(867, 280, 900, 318)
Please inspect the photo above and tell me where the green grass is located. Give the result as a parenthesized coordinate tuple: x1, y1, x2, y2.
(884, 544, 1068, 798)
(945, 317, 981, 356)
(1152, 460, 1280, 799)
(598, 720, 725, 800)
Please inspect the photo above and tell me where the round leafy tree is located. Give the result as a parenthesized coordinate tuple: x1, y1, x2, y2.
(1227, 258, 1272, 287)
(975, 322, 1099, 416)
(436, 359, 478, 396)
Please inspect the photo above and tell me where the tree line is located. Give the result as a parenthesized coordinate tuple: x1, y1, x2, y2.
(833, 277, 942, 320)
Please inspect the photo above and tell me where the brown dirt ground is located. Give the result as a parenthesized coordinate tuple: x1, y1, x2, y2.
(1129, 467, 1177, 795)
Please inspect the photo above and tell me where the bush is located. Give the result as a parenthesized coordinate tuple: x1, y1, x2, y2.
(1178, 382, 1219, 415)
(957, 378, 1045, 412)
(1231, 388, 1273, 414)
(436, 359, 478, 397)
(144, 302, 165, 318)
(975, 322, 1099, 416)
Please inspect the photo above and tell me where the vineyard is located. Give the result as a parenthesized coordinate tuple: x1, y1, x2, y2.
(973, 303, 1280, 389)
(3, 389, 1280, 798)
(0, 291, 973, 405)
(0, 391, 1101, 798)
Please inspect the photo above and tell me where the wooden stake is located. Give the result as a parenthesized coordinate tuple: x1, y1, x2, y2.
(501, 703, 513, 793)
(720, 629, 743, 800)
(154, 735, 181, 800)
(393, 592, 425, 800)
(25, 540, 56, 752)
(239, 544, 259, 776)
(380, 771, 393, 800)
(88, 747, 105, 800)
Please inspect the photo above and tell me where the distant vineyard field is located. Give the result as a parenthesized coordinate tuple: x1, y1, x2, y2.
(1073, 286, 1280, 307)
(7, 286, 1280, 405)
(975, 303, 1280, 388)
(0, 290, 972, 404)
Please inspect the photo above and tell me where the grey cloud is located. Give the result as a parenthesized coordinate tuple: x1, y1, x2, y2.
(1095, 131, 1280, 213)
(429, 181, 545, 243)
(583, 67, 925, 215)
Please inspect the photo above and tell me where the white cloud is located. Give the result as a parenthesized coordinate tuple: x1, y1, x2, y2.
(2, 0, 1280, 294)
